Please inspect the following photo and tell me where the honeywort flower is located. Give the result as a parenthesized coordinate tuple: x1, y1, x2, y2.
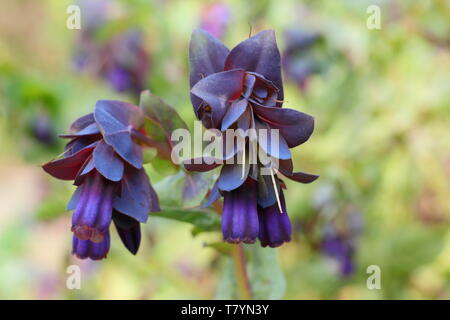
(185, 29, 318, 247)
(42, 100, 159, 260)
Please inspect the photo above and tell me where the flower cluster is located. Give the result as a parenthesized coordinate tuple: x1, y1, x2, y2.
(43, 100, 159, 260)
(185, 29, 318, 247)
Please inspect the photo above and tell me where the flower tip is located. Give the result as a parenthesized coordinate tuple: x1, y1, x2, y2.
(260, 238, 291, 248)
(71, 225, 105, 242)
(224, 236, 257, 244)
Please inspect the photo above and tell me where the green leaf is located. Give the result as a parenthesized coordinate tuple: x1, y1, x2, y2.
(215, 257, 239, 299)
(153, 169, 213, 208)
(140, 90, 188, 143)
(151, 208, 221, 236)
(183, 171, 213, 208)
(153, 171, 185, 207)
(142, 147, 157, 164)
(246, 246, 286, 299)
(203, 242, 233, 256)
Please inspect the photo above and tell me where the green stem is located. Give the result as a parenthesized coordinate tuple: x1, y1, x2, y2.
(231, 244, 252, 300)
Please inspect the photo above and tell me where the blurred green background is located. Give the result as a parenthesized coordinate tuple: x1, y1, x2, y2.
(0, 0, 450, 299)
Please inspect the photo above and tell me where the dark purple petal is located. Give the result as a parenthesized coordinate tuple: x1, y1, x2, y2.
(79, 155, 95, 176)
(277, 159, 293, 176)
(191, 69, 245, 128)
(59, 123, 100, 139)
(253, 104, 314, 148)
(189, 29, 230, 112)
(221, 98, 248, 131)
(72, 155, 95, 186)
(258, 191, 291, 248)
(255, 119, 291, 160)
(71, 172, 115, 242)
(248, 72, 279, 108)
(224, 30, 283, 107)
(42, 143, 96, 180)
(104, 133, 143, 169)
(243, 74, 256, 98)
(113, 167, 159, 223)
(281, 171, 319, 184)
(113, 212, 141, 255)
(67, 184, 84, 211)
(222, 179, 258, 243)
(256, 173, 281, 209)
(183, 157, 222, 172)
(94, 100, 144, 168)
(221, 132, 239, 160)
(69, 113, 96, 134)
(218, 160, 250, 192)
(72, 231, 110, 260)
(65, 136, 98, 156)
(237, 107, 251, 131)
(93, 140, 124, 182)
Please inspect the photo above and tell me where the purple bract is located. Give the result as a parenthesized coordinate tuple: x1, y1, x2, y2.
(185, 29, 319, 247)
(42, 100, 159, 260)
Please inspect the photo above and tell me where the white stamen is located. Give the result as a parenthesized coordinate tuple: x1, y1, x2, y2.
(241, 143, 246, 180)
(55, 146, 73, 160)
(270, 168, 283, 214)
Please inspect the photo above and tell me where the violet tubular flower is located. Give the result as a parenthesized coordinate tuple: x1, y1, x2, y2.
(185, 29, 319, 247)
(42, 100, 159, 260)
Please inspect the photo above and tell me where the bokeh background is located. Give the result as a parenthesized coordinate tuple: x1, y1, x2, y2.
(1, 0, 450, 299)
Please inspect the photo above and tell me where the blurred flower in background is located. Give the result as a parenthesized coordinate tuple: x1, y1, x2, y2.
(199, 3, 232, 39)
(73, 0, 150, 97)
(29, 112, 56, 147)
(282, 29, 323, 91)
(310, 184, 362, 277)
(321, 208, 363, 277)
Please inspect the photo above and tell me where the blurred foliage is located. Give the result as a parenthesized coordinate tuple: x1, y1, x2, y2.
(0, 0, 449, 299)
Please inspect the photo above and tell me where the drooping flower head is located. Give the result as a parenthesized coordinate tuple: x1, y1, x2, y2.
(185, 29, 318, 247)
(42, 100, 159, 260)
